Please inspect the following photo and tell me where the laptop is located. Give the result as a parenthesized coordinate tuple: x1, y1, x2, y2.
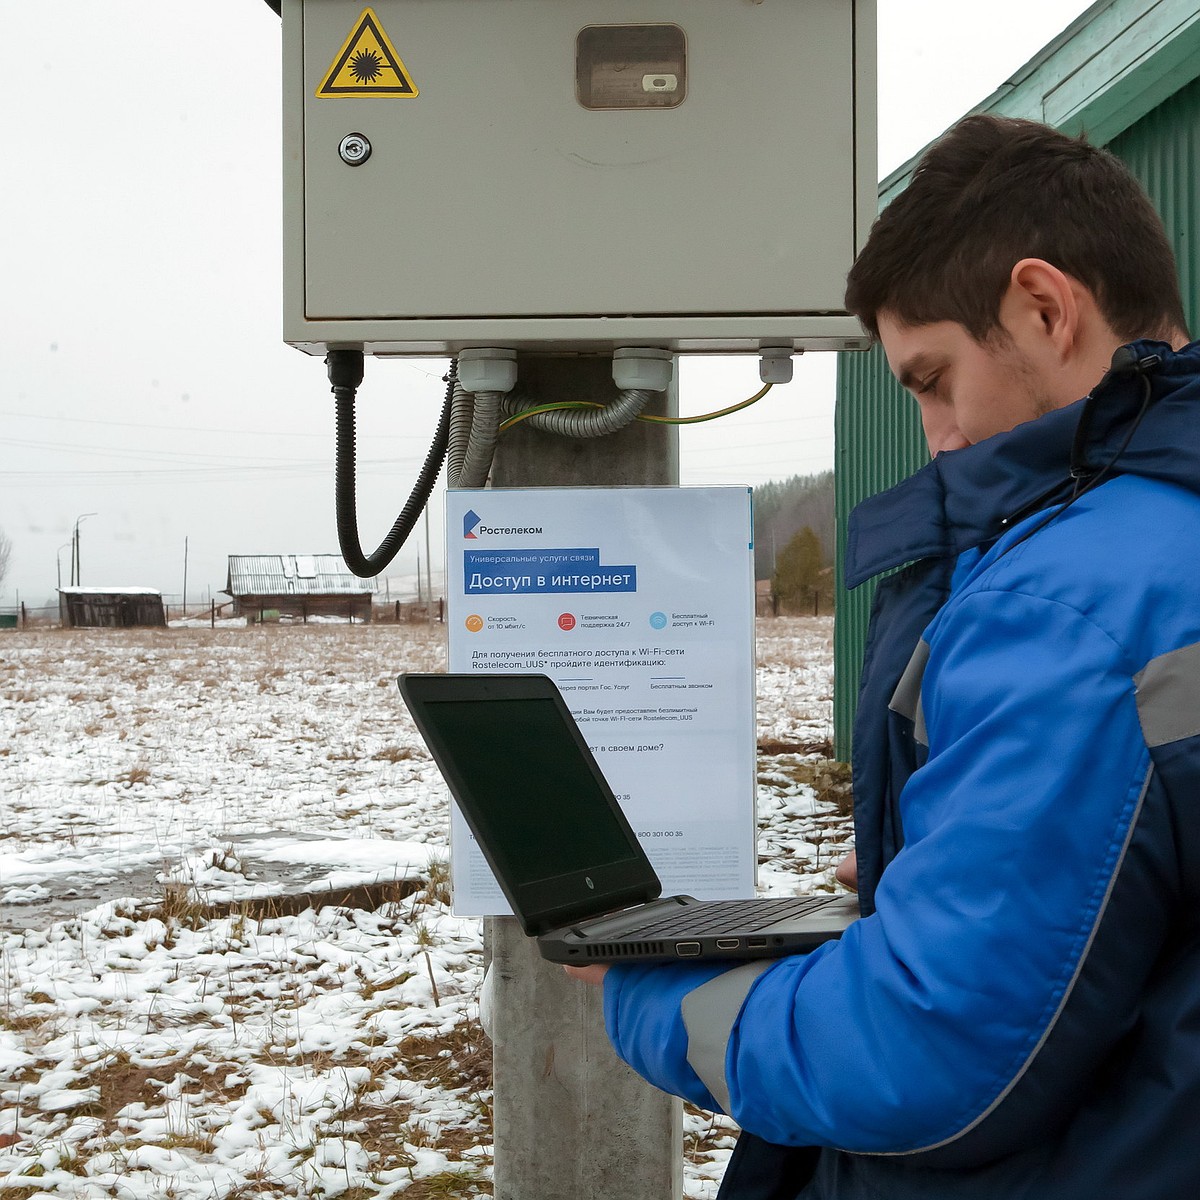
(398, 672, 859, 965)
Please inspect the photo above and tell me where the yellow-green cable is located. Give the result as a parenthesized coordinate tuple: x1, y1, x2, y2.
(639, 382, 772, 424)
(498, 401, 601, 433)
(497, 383, 773, 434)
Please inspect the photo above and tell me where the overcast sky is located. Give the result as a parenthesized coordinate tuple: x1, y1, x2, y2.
(0, 0, 1097, 611)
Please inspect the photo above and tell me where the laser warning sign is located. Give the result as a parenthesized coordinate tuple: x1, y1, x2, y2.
(316, 8, 418, 98)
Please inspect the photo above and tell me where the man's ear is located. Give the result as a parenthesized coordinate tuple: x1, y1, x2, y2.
(1002, 258, 1082, 362)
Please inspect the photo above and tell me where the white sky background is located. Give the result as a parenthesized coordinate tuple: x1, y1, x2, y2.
(0, 0, 1097, 609)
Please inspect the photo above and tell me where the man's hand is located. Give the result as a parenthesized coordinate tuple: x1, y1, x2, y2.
(835, 849, 858, 892)
(563, 964, 609, 986)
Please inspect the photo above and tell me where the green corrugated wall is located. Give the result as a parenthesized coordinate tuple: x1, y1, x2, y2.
(832, 347, 926, 761)
(832, 73, 1200, 762)
(1109, 76, 1200, 335)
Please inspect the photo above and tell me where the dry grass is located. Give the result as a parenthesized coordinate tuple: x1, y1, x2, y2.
(374, 745, 418, 763)
(759, 735, 834, 757)
(757, 615, 834, 669)
(151, 881, 211, 931)
(813, 759, 853, 816)
(400, 1171, 490, 1198)
(90, 1051, 188, 1116)
(397, 1018, 491, 1098)
(1, 617, 842, 1198)
(764, 757, 853, 817)
(256, 1015, 494, 1190)
(116, 762, 153, 786)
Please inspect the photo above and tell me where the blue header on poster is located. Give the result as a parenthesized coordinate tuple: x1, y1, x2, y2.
(464, 548, 636, 595)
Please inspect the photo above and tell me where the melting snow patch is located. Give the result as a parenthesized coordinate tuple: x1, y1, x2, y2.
(0, 618, 845, 1198)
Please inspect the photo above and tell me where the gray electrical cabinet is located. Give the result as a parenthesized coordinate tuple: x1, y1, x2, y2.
(283, 0, 876, 356)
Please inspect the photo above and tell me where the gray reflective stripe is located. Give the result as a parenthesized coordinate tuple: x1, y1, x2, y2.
(889, 639, 930, 747)
(1134, 640, 1200, 747)
(680, 960, 774, 1114)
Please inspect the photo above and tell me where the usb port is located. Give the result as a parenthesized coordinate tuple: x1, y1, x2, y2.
(747, 937, 767, 949)
(675, 941, 702, 957)
(715, 938, 740, 950)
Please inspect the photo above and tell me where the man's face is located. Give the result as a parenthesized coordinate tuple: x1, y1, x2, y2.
(876, 311, 1057, 455)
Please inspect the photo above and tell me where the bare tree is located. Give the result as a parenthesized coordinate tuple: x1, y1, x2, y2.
(0, 527, 10, 591)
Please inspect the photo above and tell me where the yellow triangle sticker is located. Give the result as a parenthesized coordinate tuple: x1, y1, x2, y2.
(316, 8, 418, 99)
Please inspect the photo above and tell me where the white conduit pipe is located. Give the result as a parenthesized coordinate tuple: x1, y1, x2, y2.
(453, 390, 503, 488)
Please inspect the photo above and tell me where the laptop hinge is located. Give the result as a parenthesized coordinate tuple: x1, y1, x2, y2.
(523, 881, 663, 937)
(569, 895, 694, 938)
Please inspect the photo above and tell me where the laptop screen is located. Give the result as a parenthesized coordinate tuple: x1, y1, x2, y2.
(417, 695, 643, 888)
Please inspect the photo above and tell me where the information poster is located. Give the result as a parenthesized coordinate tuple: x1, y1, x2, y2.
(445, 487, 756, 915)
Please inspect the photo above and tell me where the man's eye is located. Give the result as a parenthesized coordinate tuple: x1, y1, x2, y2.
(914, 376, 938, 397)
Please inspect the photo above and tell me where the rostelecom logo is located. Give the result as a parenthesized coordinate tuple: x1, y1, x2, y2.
(463, 509, 481, 539)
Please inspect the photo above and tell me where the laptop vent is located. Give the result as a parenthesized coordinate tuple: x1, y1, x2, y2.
(586, 941, 666, 959)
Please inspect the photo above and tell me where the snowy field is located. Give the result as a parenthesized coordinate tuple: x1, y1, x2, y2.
(0, 618, 850, 1199)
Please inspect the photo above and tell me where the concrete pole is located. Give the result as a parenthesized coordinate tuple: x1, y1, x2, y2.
(424, 503, 434, 622)
(487, 354, 682, 1200)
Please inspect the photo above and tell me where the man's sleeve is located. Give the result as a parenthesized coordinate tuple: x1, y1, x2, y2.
(604, 589, 1157, 1155)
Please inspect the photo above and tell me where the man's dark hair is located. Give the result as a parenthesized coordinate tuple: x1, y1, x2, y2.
(844, 114, 1189, 344)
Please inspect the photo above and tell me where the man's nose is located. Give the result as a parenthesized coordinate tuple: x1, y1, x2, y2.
(922, 412, 971, 455)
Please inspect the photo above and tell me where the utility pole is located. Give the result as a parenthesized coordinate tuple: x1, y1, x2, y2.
(182, 536, 189, 619)
(486, 354, 682, 1200)
(72, 512, 96, 587)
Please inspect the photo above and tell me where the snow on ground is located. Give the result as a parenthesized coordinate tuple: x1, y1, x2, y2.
(0, 618, 850, 1198)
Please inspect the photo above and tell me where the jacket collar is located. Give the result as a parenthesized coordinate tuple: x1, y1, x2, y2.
(845, 339, 1200, 590)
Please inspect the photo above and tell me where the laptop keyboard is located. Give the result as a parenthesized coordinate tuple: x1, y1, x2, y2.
(614, 895, 840, 938)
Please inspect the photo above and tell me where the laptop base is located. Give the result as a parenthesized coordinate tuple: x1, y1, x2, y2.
(539, 892, 860, 964)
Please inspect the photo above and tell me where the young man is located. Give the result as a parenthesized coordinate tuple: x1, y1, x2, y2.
(566, 115, 1200, 1198)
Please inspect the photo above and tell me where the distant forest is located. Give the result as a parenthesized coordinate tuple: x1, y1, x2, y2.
(752, 471, 834, 582)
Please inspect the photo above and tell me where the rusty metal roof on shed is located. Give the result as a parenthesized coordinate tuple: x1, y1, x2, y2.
(225, 555, 377, 597)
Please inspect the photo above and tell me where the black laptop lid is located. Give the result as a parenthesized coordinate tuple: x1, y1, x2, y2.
(398, 673, 661, 934)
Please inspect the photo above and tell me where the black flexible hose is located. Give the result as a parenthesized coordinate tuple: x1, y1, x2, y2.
(329, 348, 454, 578)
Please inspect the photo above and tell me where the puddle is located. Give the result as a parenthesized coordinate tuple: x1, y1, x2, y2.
(1, 832, 430, 933)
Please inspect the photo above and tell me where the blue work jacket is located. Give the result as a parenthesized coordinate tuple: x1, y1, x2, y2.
(602, 341, 1200, 1199)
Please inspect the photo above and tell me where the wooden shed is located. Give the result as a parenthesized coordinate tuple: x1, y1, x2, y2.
(59, 587, 166, 629)
(225, 554, 377, 623)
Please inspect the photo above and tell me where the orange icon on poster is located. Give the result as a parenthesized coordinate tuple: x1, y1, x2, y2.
(465, 614, 484, 633)
(316, 8, 419, 98)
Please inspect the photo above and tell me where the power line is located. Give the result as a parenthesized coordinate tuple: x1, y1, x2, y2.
(0, 435, 333, 465)
(0, 409, 435, 441)
(0, 458, 433, 486)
